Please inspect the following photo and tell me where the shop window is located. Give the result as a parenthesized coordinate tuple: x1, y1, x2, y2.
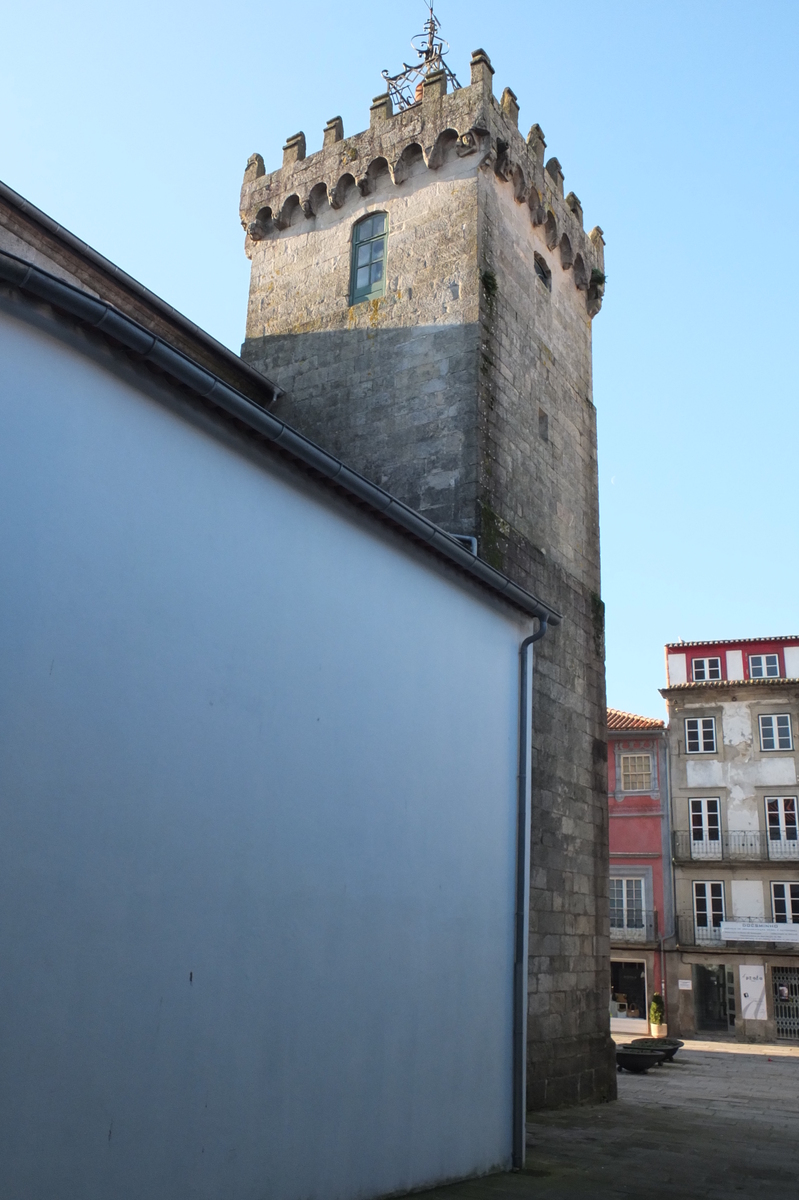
(610, 960, 646, 1021)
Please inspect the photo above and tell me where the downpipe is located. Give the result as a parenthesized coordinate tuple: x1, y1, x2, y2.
(513, 616, 548, 1170)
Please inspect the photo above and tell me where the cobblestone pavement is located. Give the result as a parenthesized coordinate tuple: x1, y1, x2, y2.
(417, 1040, 799, 1199)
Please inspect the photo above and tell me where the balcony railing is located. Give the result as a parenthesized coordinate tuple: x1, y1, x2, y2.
(610, 909, 658, 943)
(677, 916, 723, 946)
(673, 831, 799, 863)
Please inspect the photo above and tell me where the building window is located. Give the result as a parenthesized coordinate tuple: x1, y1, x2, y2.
(759, 714, 793, 751)
(685, 717, 716, 753)
(350, 213, 388, 304)
(610, 877, 644, 930)
(690, 797, 722, 858)
(693, 657, 721, 681)
(772, 881, 799, 923)
(750, 653, 780, 678)
(767, 796, 799, 847)
(534, 252, 552, 291)
(694, 880, 724, 936)
(620, 753, 652, 791)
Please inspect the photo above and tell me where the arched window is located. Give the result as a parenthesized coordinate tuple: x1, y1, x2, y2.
(350, 213, 388, 305)
(534, 253, 551, 291)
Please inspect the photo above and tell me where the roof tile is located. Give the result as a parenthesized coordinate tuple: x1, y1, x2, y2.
(607, 708, 665, 731)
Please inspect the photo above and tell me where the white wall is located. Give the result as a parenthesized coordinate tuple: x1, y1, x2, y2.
(0, 308, 528, 1200)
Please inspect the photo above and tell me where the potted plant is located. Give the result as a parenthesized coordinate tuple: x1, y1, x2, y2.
(649, 992, 667, 1038)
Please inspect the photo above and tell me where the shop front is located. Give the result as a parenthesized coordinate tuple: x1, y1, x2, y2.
(610, 959, 650, 1035)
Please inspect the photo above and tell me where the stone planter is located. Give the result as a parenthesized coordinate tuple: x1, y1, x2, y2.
(631, 1037, 684, 1062)
(616, 1045, 667, 1074)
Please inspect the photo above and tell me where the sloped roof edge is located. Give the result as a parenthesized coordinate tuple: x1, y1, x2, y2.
(0, 248, 561, 626)
(666, 637, 799, 649)
(607, 707, 665, 731)
(0, 177, 282, 406)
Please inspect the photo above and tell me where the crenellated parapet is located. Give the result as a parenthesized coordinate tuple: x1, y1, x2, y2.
(240, 49, 605, 317)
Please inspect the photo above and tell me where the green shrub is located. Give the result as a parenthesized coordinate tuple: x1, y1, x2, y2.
(649, 993, 665, 1025)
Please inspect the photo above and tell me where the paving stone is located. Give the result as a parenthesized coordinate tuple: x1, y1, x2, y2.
(413, 1041, 799, 1199)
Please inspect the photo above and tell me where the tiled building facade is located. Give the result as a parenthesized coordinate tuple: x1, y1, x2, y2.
(662, 637, 799, 1041)
(607, 710, 671, 1037)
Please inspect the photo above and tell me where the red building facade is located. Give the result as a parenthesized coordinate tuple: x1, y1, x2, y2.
(607, 709, 672, 1037)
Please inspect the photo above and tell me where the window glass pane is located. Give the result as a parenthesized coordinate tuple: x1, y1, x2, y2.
(626, 879, 643, 927)
(691, 801, 704, 838)
(693, 660, 706, 680)
(777, 715, 792, 749)
(702, 719, 715, 751)
(356, 265, 370, 289)
(686, 720, 699, 752)
(750, 656, 764, 677)
(766, 655, 779, 677)
(356, 217, 373, 242)
(371, 213, 386, 233)
(761, 716, 775, 750)
(357, 243, 371, 267)
(708, 658, 721, 679)
(707, 799, 720, 837)
(370, 261, 383, 283)
(609, 879, 624, 926)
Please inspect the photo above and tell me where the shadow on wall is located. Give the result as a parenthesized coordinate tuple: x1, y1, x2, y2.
(242, 324, 481, 531)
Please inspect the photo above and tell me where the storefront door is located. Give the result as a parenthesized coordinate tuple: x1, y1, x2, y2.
(694, 964, 729, 1030)
(610, 960, 648, 1034)
(773, 967, 799, 1040)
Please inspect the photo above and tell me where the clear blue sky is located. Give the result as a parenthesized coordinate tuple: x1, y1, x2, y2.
(2, 1, 797, 719)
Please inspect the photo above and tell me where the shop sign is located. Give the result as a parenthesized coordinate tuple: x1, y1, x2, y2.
(720, 921, 799, 944)
(739, 965, 767, 1021)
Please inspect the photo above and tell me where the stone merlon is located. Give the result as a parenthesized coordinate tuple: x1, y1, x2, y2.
(240, 49, 605, 316)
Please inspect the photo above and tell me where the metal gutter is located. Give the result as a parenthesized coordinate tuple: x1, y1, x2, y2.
(0, 178, 282, 405)
(512, 616, 548, 1169)
(0, 249, 561, 625)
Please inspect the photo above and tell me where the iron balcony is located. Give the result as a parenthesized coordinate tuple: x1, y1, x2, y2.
(673, 831, 799, 863)
(677, 915, 799, 947)
(610, 909, 658, 944)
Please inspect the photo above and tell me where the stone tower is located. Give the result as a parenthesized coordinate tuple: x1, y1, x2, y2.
(240, 45, 615, 1109)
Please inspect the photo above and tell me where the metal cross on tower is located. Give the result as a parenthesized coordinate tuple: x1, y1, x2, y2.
(381, 3, 462, 111)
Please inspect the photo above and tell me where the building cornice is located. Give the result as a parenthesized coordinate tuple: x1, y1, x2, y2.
(661, 679, 799, 697)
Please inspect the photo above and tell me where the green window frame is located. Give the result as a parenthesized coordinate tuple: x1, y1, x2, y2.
(350, 213, 388, 305)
